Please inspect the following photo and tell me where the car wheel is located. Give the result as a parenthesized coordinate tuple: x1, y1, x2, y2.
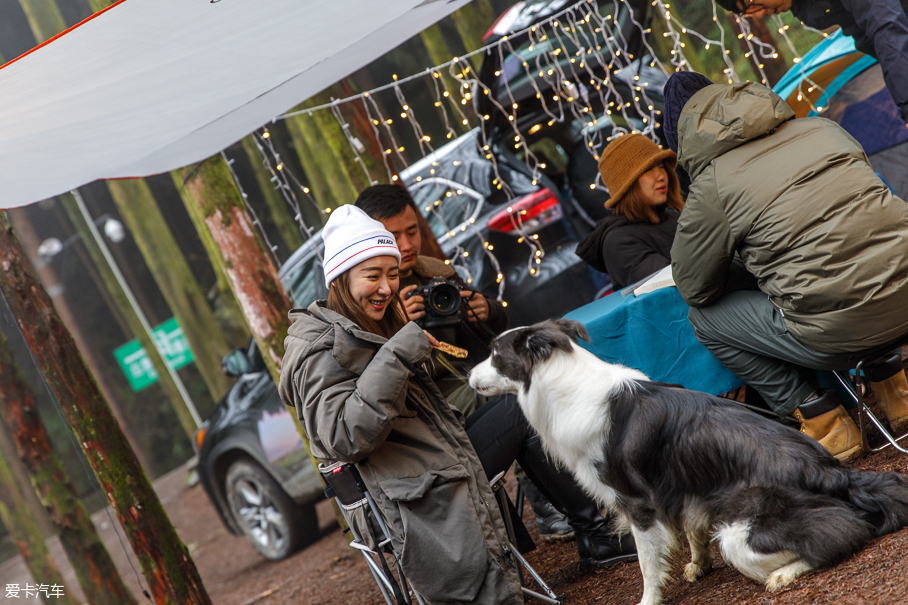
(225, 459, 317, 560)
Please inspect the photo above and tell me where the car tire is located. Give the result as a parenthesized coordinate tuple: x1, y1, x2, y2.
(225, 459, 318, 560)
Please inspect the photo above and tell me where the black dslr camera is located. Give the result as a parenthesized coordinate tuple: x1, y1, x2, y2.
(406, 277, 462, 329)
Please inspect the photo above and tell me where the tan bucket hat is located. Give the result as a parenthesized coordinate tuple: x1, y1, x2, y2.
(598, 134, 677, 208)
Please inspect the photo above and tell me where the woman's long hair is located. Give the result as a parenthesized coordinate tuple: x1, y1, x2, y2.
(613, 163, 684, 223)
(326, 271, 409, 339)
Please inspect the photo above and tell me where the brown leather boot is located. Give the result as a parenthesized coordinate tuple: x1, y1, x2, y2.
(792, 390, 862, 461)
(866, 353, 908, 436)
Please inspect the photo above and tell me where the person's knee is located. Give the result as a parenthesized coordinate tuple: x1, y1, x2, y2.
(687, 306, 714, 343)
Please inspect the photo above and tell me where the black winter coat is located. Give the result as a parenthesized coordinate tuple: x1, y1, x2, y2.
(576, 207, 679, 290)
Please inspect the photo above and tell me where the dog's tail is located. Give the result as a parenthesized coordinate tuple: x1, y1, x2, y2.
(846, 470, 908, 536)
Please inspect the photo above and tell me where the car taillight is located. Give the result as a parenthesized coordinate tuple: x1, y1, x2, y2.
(487, 188, 562, 235)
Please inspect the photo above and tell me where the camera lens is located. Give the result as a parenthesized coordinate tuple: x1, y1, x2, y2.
(430, 285, 460, 315)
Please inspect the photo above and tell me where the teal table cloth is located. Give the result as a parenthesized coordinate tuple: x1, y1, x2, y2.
(564, 286, 744, 396)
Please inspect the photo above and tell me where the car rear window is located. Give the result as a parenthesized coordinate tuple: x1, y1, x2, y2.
(282, 256, 325, 308)
(410, 179, 484, 238)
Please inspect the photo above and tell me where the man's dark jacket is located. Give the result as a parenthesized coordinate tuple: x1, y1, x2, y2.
(791, 0, 908, 121)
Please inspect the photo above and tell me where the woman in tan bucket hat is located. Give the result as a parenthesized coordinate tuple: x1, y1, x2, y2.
(575, 133, 684, 290)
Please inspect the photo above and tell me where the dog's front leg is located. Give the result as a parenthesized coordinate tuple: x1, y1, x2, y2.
(631, 522, 676, 605)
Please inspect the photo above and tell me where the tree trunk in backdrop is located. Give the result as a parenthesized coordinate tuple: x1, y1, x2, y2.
(339, 79, 394, 183)
(0, 213, 212, 605)
(0, 428, 78, 605)
(7, 208, 153, 472)
(177, 157, 290, 383)
(308, 89, 377, 195)
(58, 194, 199, 440)
(285, 91, 361, 208)
(169, 175, 253, 349)
(0, 327, 137, 605)
(448, 0, 496, 53)
(418, 26, 470, 137)
(105, 179, 234, 401)
(177, 156, 349, 531)
(239, 137, 307, 252)
(283, 122, 337, 212)
(17, 0, 64, 40)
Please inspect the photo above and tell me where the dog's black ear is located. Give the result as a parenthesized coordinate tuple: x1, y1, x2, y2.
(515, 327, 574, 365)
(551, 319, 591, 343)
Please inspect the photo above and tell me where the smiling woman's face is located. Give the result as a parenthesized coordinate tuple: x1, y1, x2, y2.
(346, 255, 400, 321)
(637, 163, 669, 206)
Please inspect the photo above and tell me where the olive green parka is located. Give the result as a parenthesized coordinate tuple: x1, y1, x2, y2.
(278, 302, 522, 604)
(671, 82, 908, 353)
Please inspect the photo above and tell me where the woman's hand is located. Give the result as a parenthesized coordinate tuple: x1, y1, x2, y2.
(423, 330, 440, 347)
(399, 285, 426, 321)
(461, 290, 490, 322)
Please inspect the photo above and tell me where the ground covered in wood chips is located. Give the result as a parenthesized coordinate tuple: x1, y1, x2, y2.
(1, 406, 907, 604)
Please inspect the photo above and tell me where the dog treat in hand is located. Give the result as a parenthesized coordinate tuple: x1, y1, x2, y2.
(435, 341, 468, 358)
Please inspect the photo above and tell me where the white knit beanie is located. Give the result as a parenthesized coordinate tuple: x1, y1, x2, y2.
(322, 205, 401, 288)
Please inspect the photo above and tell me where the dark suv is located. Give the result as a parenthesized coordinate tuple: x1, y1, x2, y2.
(479, 0, 666, 225)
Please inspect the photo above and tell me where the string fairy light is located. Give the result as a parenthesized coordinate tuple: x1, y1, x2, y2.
(330, 101, 378, 186)
(771, 14, 827, 113)
(250, 128, 323, 246)
(733, 14, 772, 85)
(252, 0, 822, 291)
(360, 95, 396, 182)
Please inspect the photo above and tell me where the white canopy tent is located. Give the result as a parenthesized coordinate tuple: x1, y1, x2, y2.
(0, 0, 473, 208)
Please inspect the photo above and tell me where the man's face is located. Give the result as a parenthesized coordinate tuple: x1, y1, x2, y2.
(380, 206, 421, 276)
(734, 0, 792, 17)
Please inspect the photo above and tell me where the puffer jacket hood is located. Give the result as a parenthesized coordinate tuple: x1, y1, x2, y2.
(677, 82, 795, 180)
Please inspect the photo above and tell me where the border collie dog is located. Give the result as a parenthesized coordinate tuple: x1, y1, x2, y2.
(469, 320, 908, 605)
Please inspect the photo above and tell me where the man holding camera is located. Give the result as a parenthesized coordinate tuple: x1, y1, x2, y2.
(355, 184, 508, 414)
(354, 184, 587, 544)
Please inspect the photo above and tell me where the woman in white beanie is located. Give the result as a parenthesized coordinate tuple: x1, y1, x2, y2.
(279, 205, 633, 603)
(279, 205, 523, 603)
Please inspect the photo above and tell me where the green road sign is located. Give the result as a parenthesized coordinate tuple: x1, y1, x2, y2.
(113, 317, 194, 392)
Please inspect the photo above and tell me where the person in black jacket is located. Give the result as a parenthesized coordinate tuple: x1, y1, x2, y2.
(716, 0, 908, 125)
(354, 185, 508, 414)
(576, 133, 684, 290)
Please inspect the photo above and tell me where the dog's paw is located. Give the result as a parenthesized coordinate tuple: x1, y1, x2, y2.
(683, 561, 706, 583)
(765, 561, 811, 592)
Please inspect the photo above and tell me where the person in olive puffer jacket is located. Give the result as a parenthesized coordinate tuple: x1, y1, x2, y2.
(665, 72, 908, 461)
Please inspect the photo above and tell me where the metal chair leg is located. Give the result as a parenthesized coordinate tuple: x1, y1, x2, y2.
(489, 472, 564, 604)
(834, 368, 908, 455)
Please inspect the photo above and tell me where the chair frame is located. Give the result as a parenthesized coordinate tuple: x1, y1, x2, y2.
(488, 471, 564, 605)
(320, 461, 426, 605)
(832, 339, 908, 455)
(320, 462, 564, 605)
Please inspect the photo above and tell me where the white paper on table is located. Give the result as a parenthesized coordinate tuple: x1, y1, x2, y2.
(633, 265, 675, 296)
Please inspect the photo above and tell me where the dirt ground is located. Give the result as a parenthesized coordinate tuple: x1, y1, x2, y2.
(2, 427, 907, 604)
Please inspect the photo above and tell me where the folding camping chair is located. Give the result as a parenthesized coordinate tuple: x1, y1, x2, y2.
(319, 461, 564, 605)
(832, 334, 908, 455)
